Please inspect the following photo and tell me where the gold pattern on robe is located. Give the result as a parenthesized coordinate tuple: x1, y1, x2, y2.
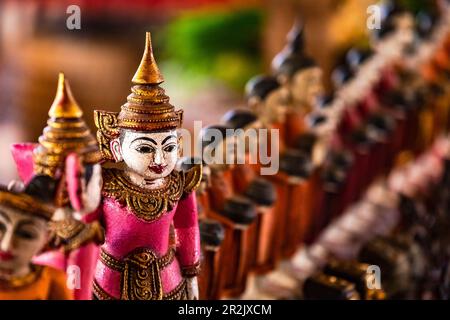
(101, 164, 201, 222)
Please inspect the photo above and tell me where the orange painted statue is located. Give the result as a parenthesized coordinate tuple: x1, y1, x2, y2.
(0, 178, 72, 300)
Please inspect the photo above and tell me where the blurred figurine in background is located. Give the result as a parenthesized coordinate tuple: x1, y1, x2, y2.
(274, 21, 327, 259)
(0, 178, 72, 300)
(199, 124, 258, 298)
(10, 73, 104, 300)
(93, 32, 201, 300)
(274, 21, 324, 148)
(178, 156, 225, 300)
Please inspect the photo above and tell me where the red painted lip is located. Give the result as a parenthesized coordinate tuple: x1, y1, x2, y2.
(148, 165, 167, 174)
(0, 251, 14, 261)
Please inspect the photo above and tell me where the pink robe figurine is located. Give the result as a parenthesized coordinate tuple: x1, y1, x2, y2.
(91, 32, 201, 300)
(10, 73, 104, 300)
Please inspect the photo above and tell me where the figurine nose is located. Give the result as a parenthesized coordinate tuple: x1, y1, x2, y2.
(0, 229, 14, 252)
(154, 149, 163, 165)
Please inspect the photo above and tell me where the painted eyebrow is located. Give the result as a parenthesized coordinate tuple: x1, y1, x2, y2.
(0, 210, 11, 223)
(17, 220, 39, 230)
(131, 137, 157, 145)
(162, 135, 177, 145)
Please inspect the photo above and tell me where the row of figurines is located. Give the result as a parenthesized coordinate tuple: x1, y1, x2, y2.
(1, 1, 450, 300)
(194, 3, 450, 300)
(196, 130, 450, 300)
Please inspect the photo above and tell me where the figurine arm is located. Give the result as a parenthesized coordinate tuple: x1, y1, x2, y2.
(65, 153, 103, 217)
(173, 191, 201, 278)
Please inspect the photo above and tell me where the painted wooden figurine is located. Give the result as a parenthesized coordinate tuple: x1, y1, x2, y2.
(244, 75, 307, 264)
(198, 218, 225, 300)
(179, 157, 225, 300)
(243, 75, 314, 298)
(275, 22, 324, 149)
(92, 32, 202, 300)
(221, 109, 278, 273)
(10, 73, 104, 300)
(199, 124, 257, 298)
(0, 178, 72, 300)
(274, 24, 326, 258)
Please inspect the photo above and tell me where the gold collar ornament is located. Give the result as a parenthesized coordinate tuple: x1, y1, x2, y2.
(101, 164, 202, 222)
(34, 73, 100, 178)
(101, 168, 184, 222)
(0, 265, 44, 290)
(95, 32, 183, 162)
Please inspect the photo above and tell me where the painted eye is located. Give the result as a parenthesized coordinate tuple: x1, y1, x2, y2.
(0, 222, 6, 235)
(15, 229, 37, 240)
(163, 145, 177, 152)
(136, 145, 154, 154)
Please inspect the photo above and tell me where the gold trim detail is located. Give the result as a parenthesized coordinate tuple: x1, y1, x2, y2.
(48, 217, 84, 240)
(97, 247, 180, 300)
(93, 278, 187, 300)
(34, 73, 100, 178)
(94, 32, 182, 137)
(181, 262, 201, 278)
(48, 218, 105, 253)
(183, 164, 202, 196)
(132, 32, 164, 85)
(100, 247, 175, 272)
(163, 279, 187, 300)
(93, 110, 120, 162)
(101, 168, 184, 222)
(92, 279, 114, 300)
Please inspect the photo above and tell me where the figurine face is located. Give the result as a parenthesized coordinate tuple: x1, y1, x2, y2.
(250, 87, 288, 125)
(112, 129, 179, 181)
(263, 87, 289, 124)
(204, 136, 237, 171)
(0, 205, 47, 277)
(290, 67, 323, 110)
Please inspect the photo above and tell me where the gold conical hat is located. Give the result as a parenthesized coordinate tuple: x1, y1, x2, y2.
(0, 186, 54, 220)
(34, 73, 100, 178)
(117, 32, 183, 131)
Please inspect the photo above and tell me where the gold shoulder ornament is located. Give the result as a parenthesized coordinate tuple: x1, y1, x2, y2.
(102, 168, 184, 222)
(94, 110, 120, 162)
(182, 163, 202, 196)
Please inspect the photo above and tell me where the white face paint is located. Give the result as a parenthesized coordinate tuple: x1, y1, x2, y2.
(112, 129, 179, 183)
(290, 67, 324, 110)
(0, 205, 47, 278)
(264, 87, 289, 124)
(249, 87, 288, 126)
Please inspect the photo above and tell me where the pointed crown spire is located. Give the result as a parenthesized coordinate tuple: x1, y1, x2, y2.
(34, 73, 100, 178)
(116, 32, 183, 132)
(49, 73, 83, 119)
(132, 32, 165, 85)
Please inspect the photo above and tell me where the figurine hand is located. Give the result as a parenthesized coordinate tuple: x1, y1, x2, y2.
(186, 276, 199, 300)
(65, 153, 103, 217)
(66, 153, 85, 212)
